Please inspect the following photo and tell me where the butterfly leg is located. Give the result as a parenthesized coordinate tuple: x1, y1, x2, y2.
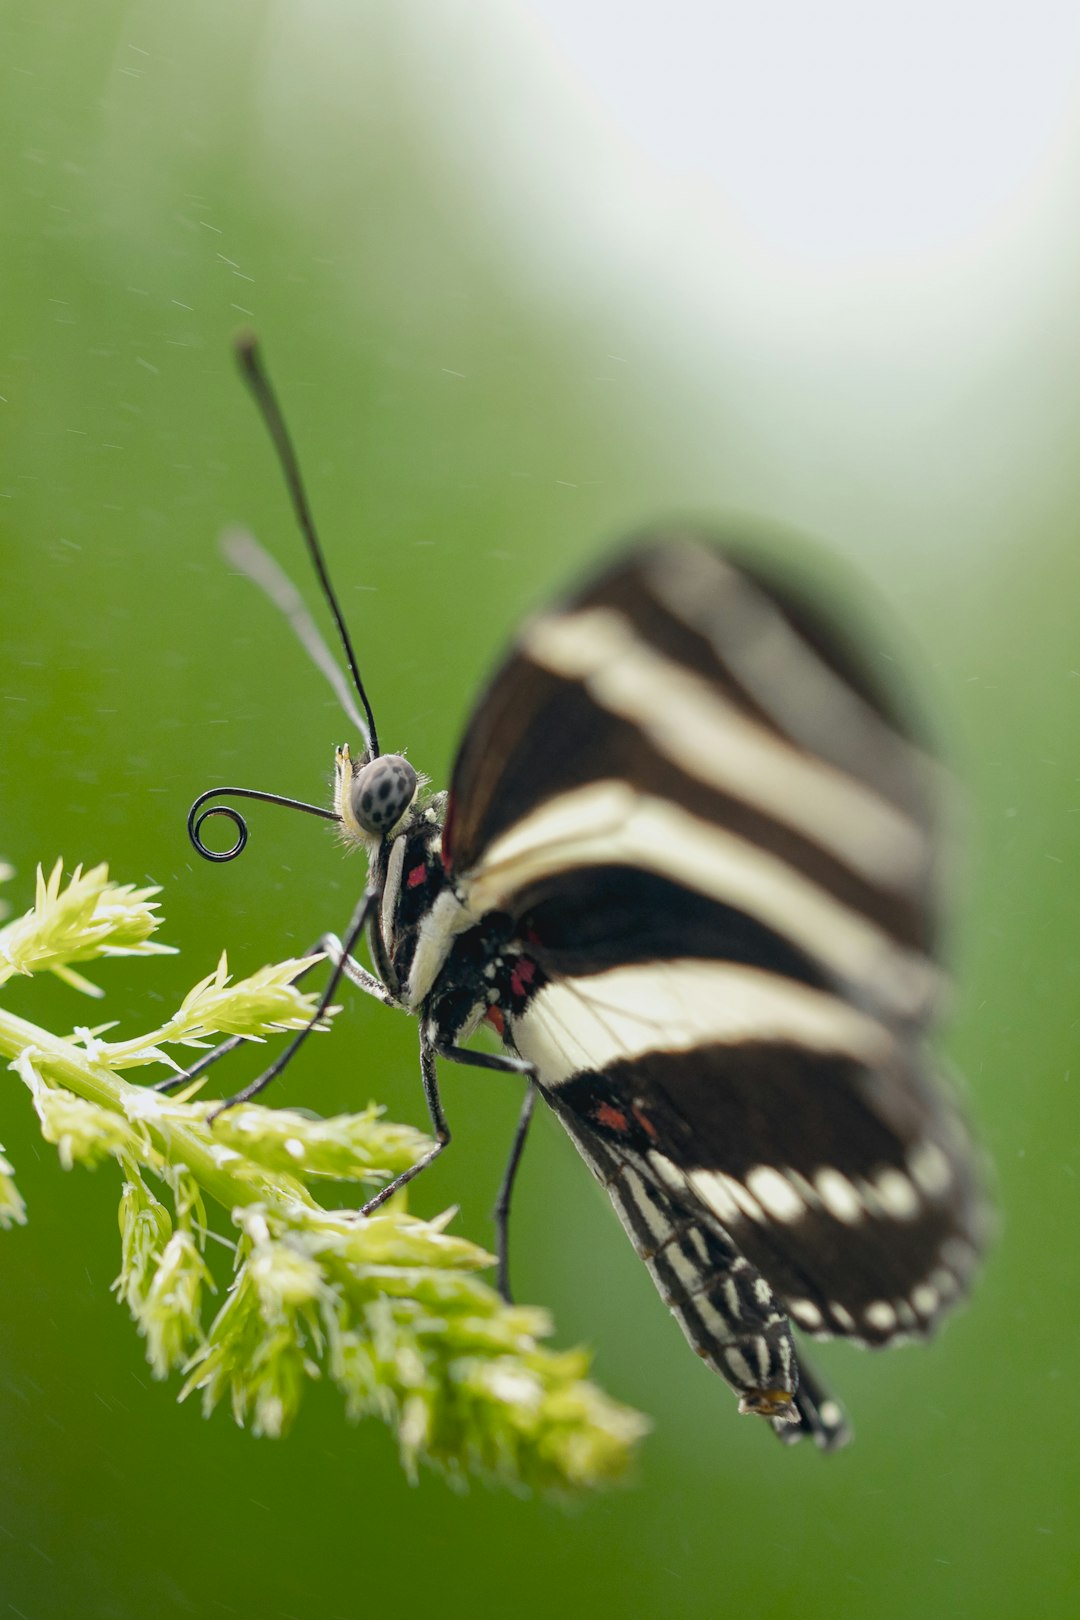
(438, 1048, 538, 1299)
(204, 887, 378, 1119)
(152, 1032, 248, 1095)
(152, 898, 391, 1098)
(359, 1033, 450, 1215)
(438, 1045, 536, 1078)
(358, 1042, 538, 1219)
(374, 1042, 538, 1289)
(152, 951, 324, 1095)
(320, 931, 402, 1010)
(492, 1083, 538, 1303)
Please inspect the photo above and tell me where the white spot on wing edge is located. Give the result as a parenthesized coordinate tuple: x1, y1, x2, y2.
(689, 1168, 761, 1227)
(815, 1168, 864, 1224)
(895, 1299, 918, 1330)
(818, 1398, 845, 1430)
(788, 1298, 825, 1331)
(908, 1140, 953, 1197)
(942, 1236, 978, 1275)
(912, 1282, 940, 1317)
(869, 1167, 921, 1221)
(864, 1300, 898, 1333)
(746, 1165, 804, 1222)
(930, 1266, 960, 1300)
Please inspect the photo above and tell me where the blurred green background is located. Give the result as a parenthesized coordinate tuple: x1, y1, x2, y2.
(3, 4, 1079, 1617)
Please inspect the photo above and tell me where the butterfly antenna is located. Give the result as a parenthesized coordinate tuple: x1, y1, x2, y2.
(221, 527, 371, 738)
(234, 331, 380, 759)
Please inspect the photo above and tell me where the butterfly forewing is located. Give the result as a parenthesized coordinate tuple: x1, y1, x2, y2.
(441, 532, 986, 1441)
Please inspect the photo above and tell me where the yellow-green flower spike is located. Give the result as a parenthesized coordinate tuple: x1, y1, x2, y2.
(0, 860, 647, 1494)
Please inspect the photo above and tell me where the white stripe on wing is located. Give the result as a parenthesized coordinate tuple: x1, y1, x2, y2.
(643, 543, 939, 814)
(464, 780, 939, 1021)
(512, 957, 893, 1087)
(522, 605, 927, 891)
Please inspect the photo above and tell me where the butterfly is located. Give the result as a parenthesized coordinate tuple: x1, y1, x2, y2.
(183, 336, 988, 1451)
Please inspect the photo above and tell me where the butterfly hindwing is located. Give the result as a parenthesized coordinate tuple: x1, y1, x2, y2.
(528, 974, 983, 1346)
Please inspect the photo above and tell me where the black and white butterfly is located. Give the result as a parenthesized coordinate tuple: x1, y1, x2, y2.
(184, 337, 987, 1452)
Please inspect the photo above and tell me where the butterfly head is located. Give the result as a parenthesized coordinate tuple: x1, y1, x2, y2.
(336, 743, 419, 845)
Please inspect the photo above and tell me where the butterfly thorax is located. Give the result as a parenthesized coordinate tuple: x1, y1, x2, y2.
(373, 791, 546, 1047)
(423, 913, 548, 1049)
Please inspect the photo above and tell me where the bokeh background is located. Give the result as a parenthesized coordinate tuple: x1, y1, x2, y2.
(3, 4, 1080, 1616)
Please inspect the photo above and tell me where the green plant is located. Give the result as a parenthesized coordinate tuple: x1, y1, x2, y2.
(0, 861, 647, 1493)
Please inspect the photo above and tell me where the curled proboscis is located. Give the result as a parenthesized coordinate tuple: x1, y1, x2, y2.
(186, 786, 339, 863)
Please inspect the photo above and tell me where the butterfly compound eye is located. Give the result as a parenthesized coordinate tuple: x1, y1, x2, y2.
(349, 753, 418, 838)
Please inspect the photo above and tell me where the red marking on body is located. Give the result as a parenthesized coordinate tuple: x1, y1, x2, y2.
(631, 1105, 659, 1140)
(509, 956, 537, 999)
(406, 862, 427, 889)
(484, 1005, 506, 1038)
(594, 1102, 631, 1135)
